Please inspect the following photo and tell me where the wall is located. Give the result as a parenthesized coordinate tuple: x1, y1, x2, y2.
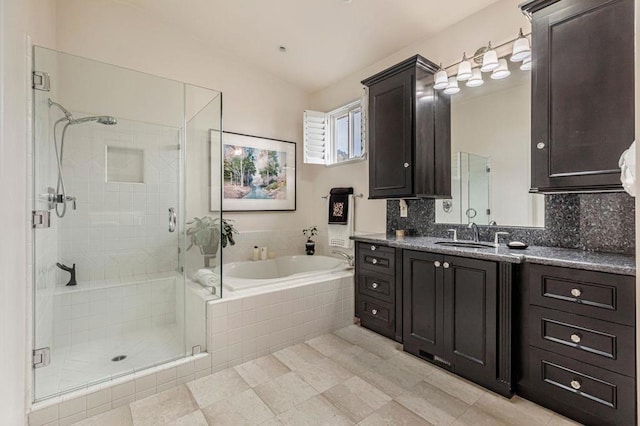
(0, 0, 57, 423)
(308, 0, 530, 236)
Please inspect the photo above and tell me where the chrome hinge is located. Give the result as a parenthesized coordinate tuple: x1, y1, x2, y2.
(33, 348, 50, 368)
(32, 210, 51, 228)
(32, 71, 51, 91)
(486, 209, 491, 216)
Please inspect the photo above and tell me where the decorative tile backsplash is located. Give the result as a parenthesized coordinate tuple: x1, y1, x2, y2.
(387, 193, 635, 254)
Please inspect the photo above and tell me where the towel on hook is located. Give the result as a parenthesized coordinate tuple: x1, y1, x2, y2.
(328, 187, 354, 224)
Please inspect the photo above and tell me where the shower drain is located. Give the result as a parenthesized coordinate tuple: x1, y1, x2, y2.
(111, 355, 127, 362)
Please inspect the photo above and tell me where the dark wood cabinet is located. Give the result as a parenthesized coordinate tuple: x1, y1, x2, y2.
(402, 250, 512, 396)
(517, 263, 636, 426)
(522, 0, 634, 193)
(362, 55, 451, 199)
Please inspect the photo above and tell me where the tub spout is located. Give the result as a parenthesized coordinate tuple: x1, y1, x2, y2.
(332, 250, 354, 267)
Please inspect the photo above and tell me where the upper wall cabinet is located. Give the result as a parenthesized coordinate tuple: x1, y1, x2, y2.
(522, 0, 634, 193)
(362, 55, 451, 199)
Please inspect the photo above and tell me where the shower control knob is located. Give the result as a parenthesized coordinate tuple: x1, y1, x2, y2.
(371, 259, 378, 265)
(434, 261, 441, 268)
(570, 379, 582, 390)
(537, 142, 546, 150)
(371, 309, 378, 315)
(571, 288, 582, 298)
(570, 333, 582, 344)
(372, 283, 378, 289)
(403, 162, 410, 168)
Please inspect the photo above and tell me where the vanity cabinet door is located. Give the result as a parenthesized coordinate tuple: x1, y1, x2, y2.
(443, 256, 498, 388)
(525, 0, 634, 193)
(402, 250, 445, 358)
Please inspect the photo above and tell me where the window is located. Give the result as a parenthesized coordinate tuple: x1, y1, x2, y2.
(304, 98, 366, 166)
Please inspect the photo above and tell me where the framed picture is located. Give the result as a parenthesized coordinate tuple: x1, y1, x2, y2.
(221, 132, 296, 212)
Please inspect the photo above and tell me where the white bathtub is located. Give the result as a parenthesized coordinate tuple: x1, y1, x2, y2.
(222, 255, 351, 291)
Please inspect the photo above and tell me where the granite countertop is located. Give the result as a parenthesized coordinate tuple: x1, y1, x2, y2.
(351, 234, 636, 276)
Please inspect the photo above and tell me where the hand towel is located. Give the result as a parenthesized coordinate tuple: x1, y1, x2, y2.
(328, 187, 354, 224)
(619, 141, 636, 197)
(193, 268, 220, 288)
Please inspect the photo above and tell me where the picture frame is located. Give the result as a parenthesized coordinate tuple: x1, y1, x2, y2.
(220, 131, 296, 212)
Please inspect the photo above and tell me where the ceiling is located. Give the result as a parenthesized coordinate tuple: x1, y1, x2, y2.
(120, 0, 502, 93)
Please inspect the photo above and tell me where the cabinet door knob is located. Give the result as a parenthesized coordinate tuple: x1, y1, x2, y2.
(570, 333, 582, 344)
(371, 245, 376, 251)
(371, 259, 378, 265)
(536, 142, 546, 150)
(403, 162, 410, 168)
(434, 261, 441, 268)
(372, 282, 379, 289)
(371, 309, 378, 315)
(443, 262, 450, 269)
(571, 288, 582, 298)
(570, 379, 582, 390)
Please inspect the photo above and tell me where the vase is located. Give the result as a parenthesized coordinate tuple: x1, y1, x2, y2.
(305, 240, 315, 255)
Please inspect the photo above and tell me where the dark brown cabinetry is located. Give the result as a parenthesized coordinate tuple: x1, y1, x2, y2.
(517, 264, 636, 425)
(362, 55, 451, 199)
(355, 243, 402, 341)
(402, 250, 512, 396)
(521, 0, 634, 193)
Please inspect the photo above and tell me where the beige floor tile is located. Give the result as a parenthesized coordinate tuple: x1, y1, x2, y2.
(72, 405, 133, 426)
(472, 394, 555, 426)
(452, 406, 509, 426)
(187, 368, 250, 408)
(129, 385, 198, 426)
(547, 414, 584, 426)
(334, 326, 402, 360)
(323, 376, 391, 423)
(386, 352, 440, 380)
(396, 381, 469, 425)
(273, 343, 325, 371)
(259, 418, 285, 426)
(422, 369, 486, 405)
(359, 359, 423, 398)
(328, 345, 383, 376)
(277, 395, 354, 426)
(306, 334, 355, 357)
(234, 354, 291, 387)
(254, 371, 319, 415)
(201, 388, 275, 425)
(296, 357, 354, 393)
(165, 410, 208, 426)
(358, 400, 432, 425)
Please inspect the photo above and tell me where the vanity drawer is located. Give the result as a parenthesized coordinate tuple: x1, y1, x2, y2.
(529, 306, 635, 377)
(357, 295, 394, 339)
(529, 264, 635, 326)
(525, 347, 635, 426)
(357, 271, 393, 304)
(357, 243, 395, 275)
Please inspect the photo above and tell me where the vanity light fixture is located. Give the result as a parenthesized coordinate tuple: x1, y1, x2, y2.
(520, 57, 532, 71)
(510, 28, 531, 62)
(443, 77, 460, 95)
(434, 64, 449, 90)
(466, 68, 484, 87)
(491, 59, 511, 80)
(456, 53, 472, 81)
(480, 42, 499, 72)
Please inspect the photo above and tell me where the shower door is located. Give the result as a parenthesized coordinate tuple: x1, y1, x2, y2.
(32, 47, 188, 401)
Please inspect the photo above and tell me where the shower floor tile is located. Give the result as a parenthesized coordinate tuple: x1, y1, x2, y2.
(35, 324, 184, 400)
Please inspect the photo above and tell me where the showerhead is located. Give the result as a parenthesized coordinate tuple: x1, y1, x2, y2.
(48, 98, 117, 126)
(97, 116, 117, 125)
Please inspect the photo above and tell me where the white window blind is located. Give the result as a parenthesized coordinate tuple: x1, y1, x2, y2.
(303, 110, 327, 165)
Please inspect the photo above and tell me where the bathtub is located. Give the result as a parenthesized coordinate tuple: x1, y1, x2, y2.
(222, 255, 352, 291)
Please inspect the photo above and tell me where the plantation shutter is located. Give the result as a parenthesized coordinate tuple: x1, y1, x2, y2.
(303, 110, 328, 165)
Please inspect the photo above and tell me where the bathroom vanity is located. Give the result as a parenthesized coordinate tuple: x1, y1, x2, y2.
(352, 235, 636, 426)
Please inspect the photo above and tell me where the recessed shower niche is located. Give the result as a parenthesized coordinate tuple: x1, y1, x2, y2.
(105, 146, 145, 183)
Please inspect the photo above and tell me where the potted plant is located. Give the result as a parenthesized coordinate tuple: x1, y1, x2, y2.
(187, 217, 238, 261)
(303, 226, 318, 255)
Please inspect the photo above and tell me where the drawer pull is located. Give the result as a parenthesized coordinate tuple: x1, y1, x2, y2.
(570, 333, 582, 344)
(371, 282, 378, 289)
(570, 288, 582, 298)
(371, 245, 376, 251)
(443, 262, 450, 269)
(371, 309, 378, 315)
(434, 261, 441, 268)
(570, 379, 582, 390)
(371, 259, 378, 265)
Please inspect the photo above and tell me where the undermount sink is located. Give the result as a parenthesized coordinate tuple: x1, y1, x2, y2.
(435, 241, 495, 249)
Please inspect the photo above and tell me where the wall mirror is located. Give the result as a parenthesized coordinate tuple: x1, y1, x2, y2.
(435, 63, 545, 227)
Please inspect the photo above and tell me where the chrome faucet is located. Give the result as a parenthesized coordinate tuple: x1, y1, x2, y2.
(332, 250, 354, 267)
(468, 222, 480, 242)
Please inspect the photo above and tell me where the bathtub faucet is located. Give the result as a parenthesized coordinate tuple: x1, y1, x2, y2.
(332, 250, 354, 267)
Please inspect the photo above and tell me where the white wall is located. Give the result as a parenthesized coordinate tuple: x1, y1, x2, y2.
(309, 0, 530, 235)
(0, 0, 56, 423)
(55, 0, 313, 238)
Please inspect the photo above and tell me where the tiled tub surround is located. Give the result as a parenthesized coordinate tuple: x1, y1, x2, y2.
(387, 193, 635, 255)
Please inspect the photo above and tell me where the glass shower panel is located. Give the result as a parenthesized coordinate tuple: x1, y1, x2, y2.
(466, 153, 491, 224)
(32, 47, 187, 401)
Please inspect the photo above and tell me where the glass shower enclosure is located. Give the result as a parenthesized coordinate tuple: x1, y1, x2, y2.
(31, 47, 222, 401)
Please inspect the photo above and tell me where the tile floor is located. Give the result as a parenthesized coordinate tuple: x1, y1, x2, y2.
(71, 325, 581, 426)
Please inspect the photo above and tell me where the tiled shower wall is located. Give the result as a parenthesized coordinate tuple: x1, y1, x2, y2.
(57, 116, 180, 285)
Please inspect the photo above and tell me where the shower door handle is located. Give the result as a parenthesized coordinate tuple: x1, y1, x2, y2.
(168, 207, 176, 233)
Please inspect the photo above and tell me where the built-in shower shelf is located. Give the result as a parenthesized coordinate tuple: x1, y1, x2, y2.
(52, 271, 179, 295)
